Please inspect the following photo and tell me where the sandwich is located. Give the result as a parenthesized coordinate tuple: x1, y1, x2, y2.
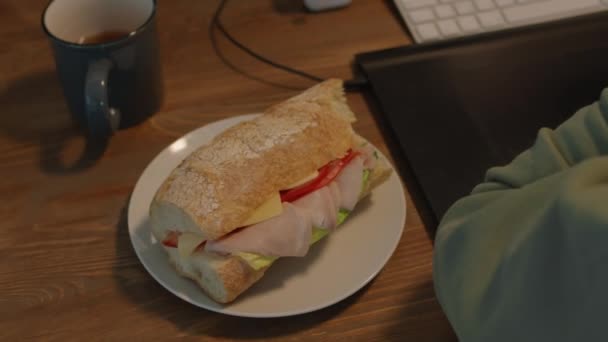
(149, 79, 392, 303)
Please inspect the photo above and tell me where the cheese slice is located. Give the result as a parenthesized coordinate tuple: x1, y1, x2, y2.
(178, 233, 206, 258)
(241, 193, 283, 227)
(239, 171, 319, 228)
(282, 171, 319, 190)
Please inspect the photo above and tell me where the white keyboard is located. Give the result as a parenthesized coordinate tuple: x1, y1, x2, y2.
(395, 0, 608, 43)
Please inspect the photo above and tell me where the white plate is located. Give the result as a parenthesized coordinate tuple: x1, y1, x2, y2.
(128, 114, 407, 318)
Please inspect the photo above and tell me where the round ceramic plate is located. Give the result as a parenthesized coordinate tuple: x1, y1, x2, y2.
(128, 114, 407, 318)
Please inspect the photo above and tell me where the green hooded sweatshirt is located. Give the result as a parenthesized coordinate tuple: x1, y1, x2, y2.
(434, 88, 608, 341)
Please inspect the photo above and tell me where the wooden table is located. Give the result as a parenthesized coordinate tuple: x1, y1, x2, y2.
(1, 1, 457, 340)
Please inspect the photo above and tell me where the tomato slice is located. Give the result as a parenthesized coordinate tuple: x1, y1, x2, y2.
(280, 150, 360, 202)
(162, 231, 180, 248)
(161, 231, 206, 252)
(279, 163, 331, 203)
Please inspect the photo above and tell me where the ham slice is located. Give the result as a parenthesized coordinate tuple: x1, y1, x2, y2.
(293, 187, 338, 229)
(321, 186, 338, 229)
(335, 156, 364, 211)
(329, 182, 342, 213)
(205, 203, 311, 257)
(357, 144, 378, 170)
(205, 155, 370, 258)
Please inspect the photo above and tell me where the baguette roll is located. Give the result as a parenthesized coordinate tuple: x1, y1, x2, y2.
(149, 79, 392, 303)
(151, 79, 356, 241)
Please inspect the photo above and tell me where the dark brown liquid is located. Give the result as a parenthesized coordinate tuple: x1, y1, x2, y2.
(79, 30, 131, 45)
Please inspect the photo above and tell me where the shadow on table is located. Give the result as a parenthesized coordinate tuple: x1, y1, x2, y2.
(384, 279, 458, 341)
(381, 0, 413, 38)
(114, 198, 371, 339)
(272, 0, 306, 14)
(0, 70, 105, 173)
(367, 279, 458, 341)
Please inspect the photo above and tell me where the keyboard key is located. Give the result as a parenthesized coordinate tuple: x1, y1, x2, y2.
(457, 15, 481, 31)
(474, 0, 495, 10)
(455, 1, 475, 14)
(417, 23, 441, 39)
(434, 4, 456, 18)
(437, 19, 461, 35)
(477, 10, 505, 27)
(410, 8, 435, 23)
(400, 0, 438, 9)
(503, 0, 602, 23)
(495, 0, 515, 6)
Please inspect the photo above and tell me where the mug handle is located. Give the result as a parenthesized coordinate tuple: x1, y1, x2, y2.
(84, 58, 121, 145)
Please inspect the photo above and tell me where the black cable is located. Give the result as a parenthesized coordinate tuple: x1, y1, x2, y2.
(208, 3, 304, 90)
(210, 0, 368, 91)
(212, 0, 323, 83)
(344, 77, 369, 91)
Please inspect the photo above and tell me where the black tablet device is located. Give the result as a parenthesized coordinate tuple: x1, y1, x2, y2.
(356, 12, 608, 230)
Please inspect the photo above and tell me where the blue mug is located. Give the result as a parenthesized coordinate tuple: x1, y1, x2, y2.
(42, 0, 163, 149)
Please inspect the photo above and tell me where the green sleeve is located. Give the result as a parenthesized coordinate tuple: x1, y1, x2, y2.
(433, 88, 608, 342)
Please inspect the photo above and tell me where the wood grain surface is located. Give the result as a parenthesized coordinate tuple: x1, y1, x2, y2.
(0, 0, 457, 340)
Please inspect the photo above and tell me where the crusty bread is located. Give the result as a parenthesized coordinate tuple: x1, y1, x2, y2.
(151, 79, 356, 241)
(149, 79, 393, 303)
(158, 162, 392, 303)
(164, 248, 266, 303)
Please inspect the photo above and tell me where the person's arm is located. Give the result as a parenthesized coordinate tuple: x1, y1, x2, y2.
(434, 88, 608, 342)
